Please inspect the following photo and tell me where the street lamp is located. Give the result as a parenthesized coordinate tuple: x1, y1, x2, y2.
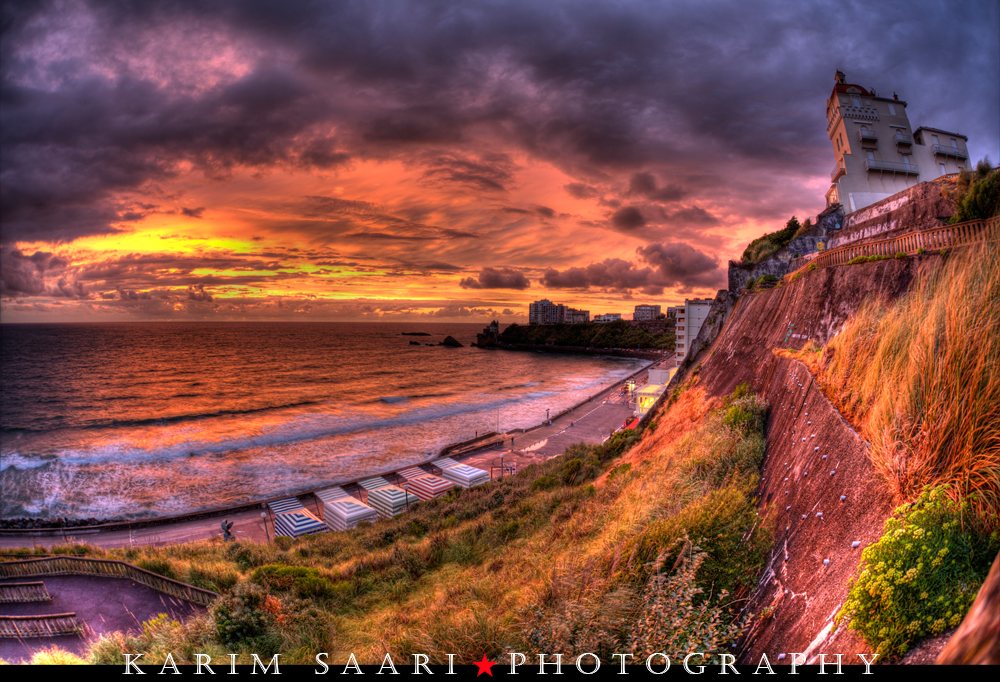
(261, 512, 270, 543)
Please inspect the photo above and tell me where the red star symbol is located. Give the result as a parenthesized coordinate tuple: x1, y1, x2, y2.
(474, 654, 497, 677)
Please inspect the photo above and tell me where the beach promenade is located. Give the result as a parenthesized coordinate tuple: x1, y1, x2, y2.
(0, 355, 672, 551)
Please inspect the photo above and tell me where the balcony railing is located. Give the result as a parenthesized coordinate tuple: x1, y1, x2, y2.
(933, 144, 968, 159)
(894, 132, 913, 145)
(840, 105, 879, 122)
(831, 160, 846, 182)
(857, 128, 878, 142)
(865, 158, 920, 175)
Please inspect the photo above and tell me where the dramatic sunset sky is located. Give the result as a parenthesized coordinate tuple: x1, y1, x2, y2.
(2, 0, 998, 322)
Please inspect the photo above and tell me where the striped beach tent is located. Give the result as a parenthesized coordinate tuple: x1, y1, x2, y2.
(367, 485, 417, 519)
(431, 457, 461, 470)
(323, 498, 377, 531)
(315, 486, 351, 504)
(396, 466, 430, 481)
(268, 497, 327, 538)
(440, 464, 490, 488)
(358, 476, 392, 492)
(405, 473, 456, 501)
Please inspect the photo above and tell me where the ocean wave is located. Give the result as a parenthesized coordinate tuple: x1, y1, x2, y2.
(40, 391, 560, 469)
(7, 399, 325, 433)
(0, 452, 55, 472)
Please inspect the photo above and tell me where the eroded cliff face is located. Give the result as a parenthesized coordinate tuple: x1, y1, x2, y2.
(667, 256, 945, 662)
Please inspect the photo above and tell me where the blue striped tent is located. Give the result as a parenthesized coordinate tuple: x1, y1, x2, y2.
(268, 497, 327, 538)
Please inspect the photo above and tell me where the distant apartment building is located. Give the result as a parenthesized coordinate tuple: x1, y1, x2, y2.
(593, 313, 622, 323)
(528, 299, 589, 324)
(826, 70, 971, 212)
(633, 304, 662, 321)
(674, 298, 713, 367)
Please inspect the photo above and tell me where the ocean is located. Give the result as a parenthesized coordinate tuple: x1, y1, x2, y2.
(0, 322, 646, 520)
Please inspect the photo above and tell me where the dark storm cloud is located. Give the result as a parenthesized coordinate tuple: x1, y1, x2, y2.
(541, 243, 724, 293)
(628, 173, 687, 203)
(181, 207, 206, 219)
(542, 258, 662, 294)
(611, 206, 645, 231)
(637, 242, 725, 290)
(1, 0, 996, 251)
(460, 267, 531, 290)
(564, 183, 599, 199)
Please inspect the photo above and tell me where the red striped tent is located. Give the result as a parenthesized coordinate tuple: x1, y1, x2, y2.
(404, 474, 456, 501)
(396, 466, 430, 481)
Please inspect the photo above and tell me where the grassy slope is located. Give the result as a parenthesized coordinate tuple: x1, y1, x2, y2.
(778, 241, 1000, 528)
(5, 388, 772, 666)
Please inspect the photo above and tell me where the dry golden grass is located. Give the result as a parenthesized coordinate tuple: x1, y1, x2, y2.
(780, 242, 1000, 528)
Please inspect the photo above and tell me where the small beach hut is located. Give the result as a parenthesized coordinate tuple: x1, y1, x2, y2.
(358, 476, 392, 492)
(268, 497, 327, 538)
(405, 473, 457, 501)
(431, 457, 461, 470)
(396, 466, 430, 481)
(440, 464, 490, 488)
(366, 485, 418, 520)
(323, 498, 377, 531)
(315, 486, 351, 504)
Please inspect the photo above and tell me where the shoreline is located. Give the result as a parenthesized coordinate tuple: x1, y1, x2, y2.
(0, 356, 665, 545)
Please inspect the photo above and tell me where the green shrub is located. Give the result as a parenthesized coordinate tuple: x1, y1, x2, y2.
(917, 247, 926, 255)
(950, 158, 999, 223)
(136, 557, 177, 580)
(745, 277, 756, 290)
(847, 254, 891, 265)
(211, 582, 282, 654)
(532, 475, 558, 491)
(741, 216, 801, 263)
(627, 543, 748, 660)
(940, 248, 948, 256)
(895, 252, 907, 260)
(836, 486, 999, 658)
(252, 564, 335, 599)
(808, 263, 818, 271)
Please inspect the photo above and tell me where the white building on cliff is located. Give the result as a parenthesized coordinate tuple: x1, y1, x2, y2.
(825, 70, 971, 212)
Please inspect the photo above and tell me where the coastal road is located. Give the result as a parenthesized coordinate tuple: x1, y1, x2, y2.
(461, 355, 672, 473)
(1, 354, 674, 551)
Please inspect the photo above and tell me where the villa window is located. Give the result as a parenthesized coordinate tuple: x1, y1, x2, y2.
(939, 163, 947, 176)
(888, 103, 896, 115)
(851, 96, 861, 108)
